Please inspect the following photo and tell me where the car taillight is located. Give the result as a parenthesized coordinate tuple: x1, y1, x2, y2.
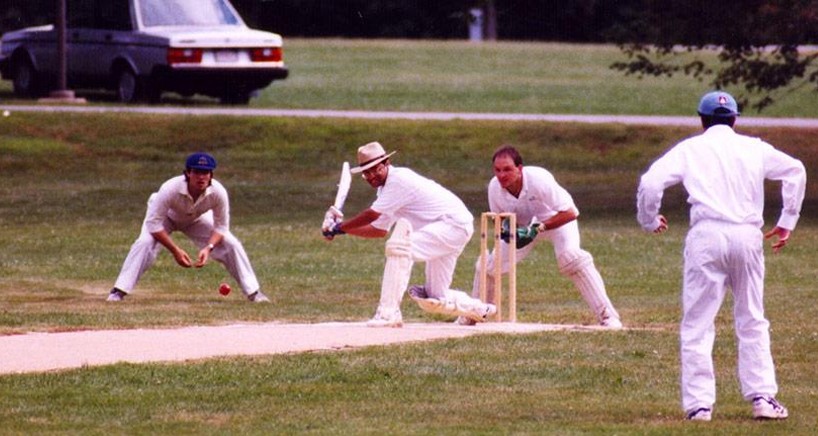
(250, 47, 282, 62)
(167, 48, 203, 64)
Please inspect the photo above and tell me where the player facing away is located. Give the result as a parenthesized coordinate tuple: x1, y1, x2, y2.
(637, 91, 805, 421)
(462, 145, 622, 328)
(322, 141, 497, 327)
(108, 152, 269, 303)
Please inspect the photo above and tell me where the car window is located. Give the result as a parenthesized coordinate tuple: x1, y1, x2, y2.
(67, 0, 132, 30)
(139, 0, 241, 27)
(97, 0, 133, 31)
(67, 0, 95, 28)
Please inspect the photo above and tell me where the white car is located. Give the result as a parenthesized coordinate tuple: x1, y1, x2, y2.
(0, 0, 288, 104)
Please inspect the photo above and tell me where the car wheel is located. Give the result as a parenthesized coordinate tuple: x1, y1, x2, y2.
(220, 92, 252, 105)
(116, 69, 139, 103)
(12, 57, 42, 98)
(115, 68, 160, 103)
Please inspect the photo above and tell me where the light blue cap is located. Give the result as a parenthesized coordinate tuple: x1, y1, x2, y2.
(697, 91, 739, 117)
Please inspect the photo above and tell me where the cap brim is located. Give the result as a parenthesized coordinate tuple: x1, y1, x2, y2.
(350, 151, 396, 174)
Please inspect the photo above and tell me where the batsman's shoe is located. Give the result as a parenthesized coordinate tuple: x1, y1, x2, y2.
(601, 316, 623, 329)
(454, 316, 477, 326)
(408, 285, 426, 298)
(366, 307, 403, 328)
(465, 303, 497, 323)
(685, 408, 712, 421)
(106, 288, 127, 302)
(752, 396, 788, 420)
(248, 291, 270, 303)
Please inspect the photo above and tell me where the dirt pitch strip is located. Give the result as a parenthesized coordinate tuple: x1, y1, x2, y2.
(0, 322, 626, 375)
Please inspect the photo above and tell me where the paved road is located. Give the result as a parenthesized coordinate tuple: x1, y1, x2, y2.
(3, 105, 818, 128)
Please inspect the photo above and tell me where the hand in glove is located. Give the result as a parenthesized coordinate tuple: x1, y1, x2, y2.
(500, 220, 540, 249)
(515, 223, 539, 248)
(321, 206, 343, 233)
(322, 222, 345, 239)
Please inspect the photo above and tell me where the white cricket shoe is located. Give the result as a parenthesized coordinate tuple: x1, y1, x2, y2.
(464, 303, 497, 323)
(366, 307, 403, 328)
(601, 316, 623, 329)
(248, 291, 270, 303)
(454, 316, 477, 326)
(752, 396, 788, 420)
(106, 288, 127, 302)
(685, 408, 712, 421)
(408, 285, 427, 299)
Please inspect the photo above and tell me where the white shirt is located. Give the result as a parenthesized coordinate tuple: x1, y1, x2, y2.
(145, 175, 230, 234)
(637, 125, 806, 231)
(488, 166, 576, 224)
(370, 166, 473, 231)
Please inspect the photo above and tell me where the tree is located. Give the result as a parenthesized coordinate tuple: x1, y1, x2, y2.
(482, 0, 497, 40)
(609, 0, 818, 112)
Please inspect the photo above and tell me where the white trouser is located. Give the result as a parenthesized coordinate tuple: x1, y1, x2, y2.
(472, 220, 618, 323)
(114, 207, 260, 296)
(410, 217, 473, 299)
(680, 221, 777, 413)
(472, 220, 582, 290)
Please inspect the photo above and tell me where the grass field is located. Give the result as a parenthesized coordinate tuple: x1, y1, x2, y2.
(0, 111, 816, 434)
(2, 39, 818, 117)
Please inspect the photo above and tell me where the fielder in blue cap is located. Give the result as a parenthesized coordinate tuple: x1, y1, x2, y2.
(637, 91, 805, 421)
(108, 152, 269, 303)
(697, 90, 740, 118)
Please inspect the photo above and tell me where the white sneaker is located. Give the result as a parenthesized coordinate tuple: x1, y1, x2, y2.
(465, 303, 497, 323)
(601, 316, 623, 329)
(248, 291, 270, 303)
(106, 288, 126, 302)
(454, 316, 476, 326)
(752, 396, 788, 420)
(408, 285, 427, 299)
(686, 408, 712, 421)
(366, 307, 403, 328)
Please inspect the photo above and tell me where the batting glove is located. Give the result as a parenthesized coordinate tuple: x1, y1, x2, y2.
(322, 222, 346, 238)
(322, 206, 344, 233)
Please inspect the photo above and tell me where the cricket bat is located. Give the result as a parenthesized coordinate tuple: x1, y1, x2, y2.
(333, 161, 352, 211)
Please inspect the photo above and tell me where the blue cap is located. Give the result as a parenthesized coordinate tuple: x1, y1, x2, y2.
(185, 152, 217, 171)
(697, 91, 739, 117)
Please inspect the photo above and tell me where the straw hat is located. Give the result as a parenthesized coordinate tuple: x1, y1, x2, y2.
(350, 142, 396, 174)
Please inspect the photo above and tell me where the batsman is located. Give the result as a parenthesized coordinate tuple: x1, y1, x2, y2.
(322, 141, 497, 327)
(465, 145, 622, 328)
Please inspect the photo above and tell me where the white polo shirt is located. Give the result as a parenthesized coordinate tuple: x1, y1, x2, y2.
(637, 125, 805, 231)
(371, 166, 473, 231)
(488, 166, 576, 224)
(144, 175, 230, 234)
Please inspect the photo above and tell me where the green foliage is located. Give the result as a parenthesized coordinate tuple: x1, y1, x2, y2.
(611, 1, 818, 112)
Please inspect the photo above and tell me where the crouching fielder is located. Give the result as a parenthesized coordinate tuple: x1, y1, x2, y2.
(108, 152, 267, 303)
(323, 141, 496, 327)
(466, 145, 622, 327)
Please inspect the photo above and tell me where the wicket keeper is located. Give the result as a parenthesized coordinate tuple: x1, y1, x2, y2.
(465, 145, 623, 328)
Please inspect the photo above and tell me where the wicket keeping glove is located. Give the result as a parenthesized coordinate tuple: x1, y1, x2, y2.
(500, 220, 540, 249)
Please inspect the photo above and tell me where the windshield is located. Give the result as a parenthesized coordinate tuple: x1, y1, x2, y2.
(139, 0, 242, 27)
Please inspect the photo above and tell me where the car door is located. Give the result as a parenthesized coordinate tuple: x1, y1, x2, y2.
(67, 0, 134, 85)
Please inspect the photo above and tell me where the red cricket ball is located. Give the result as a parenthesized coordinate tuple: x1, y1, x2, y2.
(219, 282, 231, 296)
